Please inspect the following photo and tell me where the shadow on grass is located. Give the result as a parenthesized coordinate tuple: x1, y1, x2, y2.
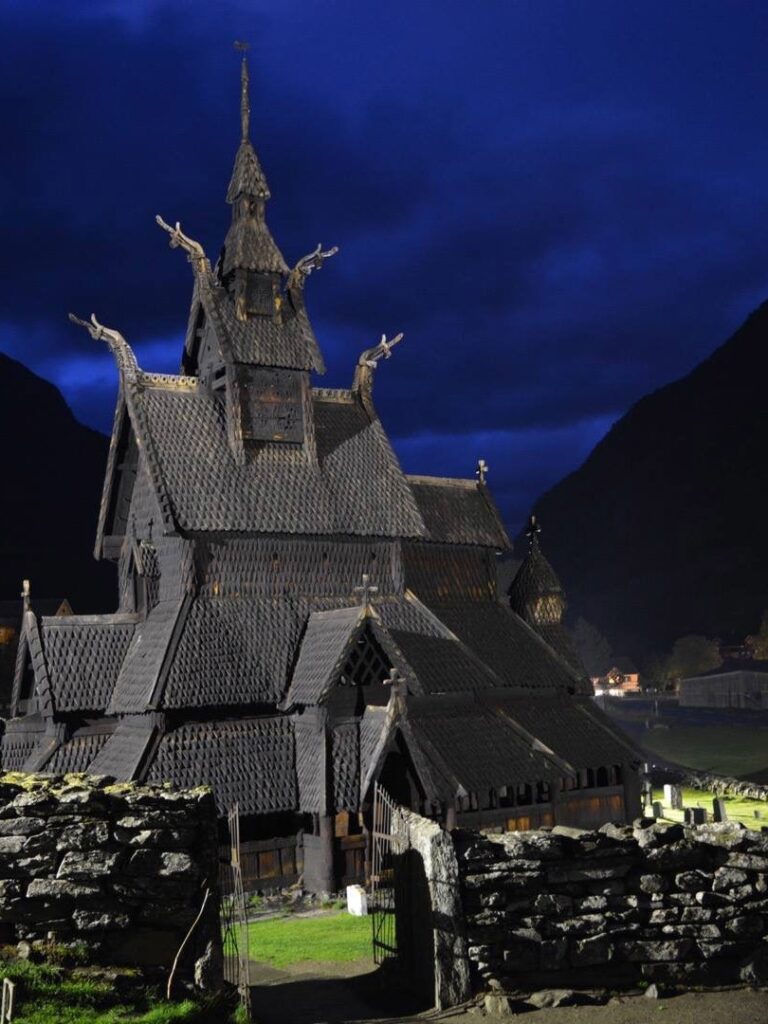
(249, 958, 431, 1024)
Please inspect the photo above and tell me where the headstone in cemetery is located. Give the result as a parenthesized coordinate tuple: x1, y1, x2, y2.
(684, 807, 708, 825)
(669, 785, 683, 810)
(713, 798, 728, 823)
(652, 801, 664, 819)
(663, 783, 675, 806)
(346, 884, 368, 917)
(642, 778, 654, 810)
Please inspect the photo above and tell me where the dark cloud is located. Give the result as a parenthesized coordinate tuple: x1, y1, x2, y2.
(2, 0, 768, 536)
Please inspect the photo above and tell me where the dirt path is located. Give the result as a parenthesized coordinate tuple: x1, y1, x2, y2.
(249, 957, 768, 1024)
(249, 957, 427, 1023)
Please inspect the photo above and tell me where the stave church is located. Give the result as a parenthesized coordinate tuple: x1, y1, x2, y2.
(2, 56, 640, 891)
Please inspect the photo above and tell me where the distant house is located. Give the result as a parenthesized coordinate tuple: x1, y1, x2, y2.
(592, 659, 640, 697)
(679, 659, 768, 709)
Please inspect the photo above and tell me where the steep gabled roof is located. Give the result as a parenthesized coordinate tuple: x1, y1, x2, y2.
(11, 610, 54, 718)
(100, 380, 427, 539)
(41, 614, 136, 712)
(408, 476, 510, 548)
(284, 606, 365, 706)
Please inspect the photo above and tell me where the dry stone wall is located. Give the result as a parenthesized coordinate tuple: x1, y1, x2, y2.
(682, 771, 768, 803)
(0, 772, 221, 988)
(456, 819, 768, 993)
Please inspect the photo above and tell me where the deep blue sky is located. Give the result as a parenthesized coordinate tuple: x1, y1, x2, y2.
(2, 1, 768, 534)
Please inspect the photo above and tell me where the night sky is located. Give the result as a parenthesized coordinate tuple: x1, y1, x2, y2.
(3, 1, 768, 534)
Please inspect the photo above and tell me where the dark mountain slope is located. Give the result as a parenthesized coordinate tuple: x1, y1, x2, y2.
(0, 353, 114, 612)
(530, 300, 768, 658)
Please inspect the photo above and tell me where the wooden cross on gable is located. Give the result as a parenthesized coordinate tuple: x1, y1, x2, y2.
(354, 573, 378, 607)
(383, 667, 404, 688)
(383, 666, 407, 707)
(476, 458, 488, 484)
(20, 579, 31, 613)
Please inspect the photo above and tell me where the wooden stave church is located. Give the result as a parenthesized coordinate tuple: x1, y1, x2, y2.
(2, 57, 640, 892)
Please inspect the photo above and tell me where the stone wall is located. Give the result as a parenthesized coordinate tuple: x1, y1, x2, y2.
(0, 772, 222, 988)
(396, 811, 471, 1010)
(682, 771, 768, 804)
(457, 819, 768, 993)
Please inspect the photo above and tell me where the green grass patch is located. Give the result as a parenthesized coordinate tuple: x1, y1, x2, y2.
(652, 786, 766, 828)
(641, 725, 768, 776)
(12, 999, 212, 1024)
(0, 952, 239, 1023)
(247, 911, 371, 967)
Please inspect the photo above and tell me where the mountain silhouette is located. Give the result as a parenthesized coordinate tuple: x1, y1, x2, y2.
(0, 353, 114, 613)
(530, 301, 768, 659)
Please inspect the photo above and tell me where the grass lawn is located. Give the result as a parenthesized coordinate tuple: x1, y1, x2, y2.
(652, 786, 767, 828)
(247, 912, 371, 967)
(641, 724, 768, 777)
(0, 955, 242, 1024)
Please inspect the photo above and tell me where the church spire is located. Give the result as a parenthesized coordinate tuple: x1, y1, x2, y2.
(239, 43, 250, 142)
(221, 45, 287, 280)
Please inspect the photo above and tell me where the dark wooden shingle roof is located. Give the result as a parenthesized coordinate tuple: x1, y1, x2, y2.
(408, 476, 510, 548)
(147, 717, 296, 815)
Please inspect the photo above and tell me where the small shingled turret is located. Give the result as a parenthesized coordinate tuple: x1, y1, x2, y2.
(508, 514, 567, 626)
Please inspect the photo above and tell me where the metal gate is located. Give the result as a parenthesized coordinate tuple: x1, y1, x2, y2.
(220, 804, 251, 1019)
(370, 784, 436, 1005)
(370, 782, 407, 963)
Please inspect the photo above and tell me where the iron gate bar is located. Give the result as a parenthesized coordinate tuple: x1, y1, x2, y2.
(370, 782, 406, 964)
(220, 804, 252, 1020)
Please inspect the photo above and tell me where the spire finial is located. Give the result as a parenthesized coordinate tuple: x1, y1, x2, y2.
(526, 513, 541, 549)
(476, 459, 488, 485)
(234, 41, 250, 141)
(21, 579, 31, 613)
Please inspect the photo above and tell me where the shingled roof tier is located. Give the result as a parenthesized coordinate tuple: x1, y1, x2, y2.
(146, 717, 296, 815)
(408, 476, 510, 548)
(404, 694, 564, 799)
(104, 382, 427, 538)
(41, 615, 136, 712)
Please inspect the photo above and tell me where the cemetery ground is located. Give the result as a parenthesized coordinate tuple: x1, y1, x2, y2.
(651, 786, 766, 827)
(598, 699, 768, 779)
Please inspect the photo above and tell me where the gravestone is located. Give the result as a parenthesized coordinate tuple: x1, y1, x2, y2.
(346, 884, 368, 916)
(713, 798, 728, 823)
(663, 784, 684, 811)
(684, 807, 708, 825)
(652, 801, 664, 819)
